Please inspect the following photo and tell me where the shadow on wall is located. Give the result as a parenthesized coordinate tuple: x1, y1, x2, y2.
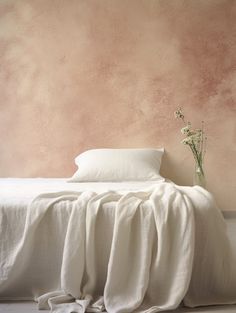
(161, 150, 192, 187)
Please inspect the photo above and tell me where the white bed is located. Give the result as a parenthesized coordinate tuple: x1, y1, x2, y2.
(0, 178, 166, 200)
(0, 178, 236, 313)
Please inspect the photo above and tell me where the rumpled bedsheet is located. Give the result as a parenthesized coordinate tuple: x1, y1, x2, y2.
(0, 183, 236, 312)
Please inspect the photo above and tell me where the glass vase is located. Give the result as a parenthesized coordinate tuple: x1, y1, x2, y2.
(193, 163, 206, 188)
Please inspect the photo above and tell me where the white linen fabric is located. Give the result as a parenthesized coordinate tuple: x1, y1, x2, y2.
(0, 181, 236, 313)
(0, 178, 165, 201)
(69, 148, 164, 182)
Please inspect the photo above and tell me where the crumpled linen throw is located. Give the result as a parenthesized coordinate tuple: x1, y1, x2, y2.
(0, 183, 236, 312)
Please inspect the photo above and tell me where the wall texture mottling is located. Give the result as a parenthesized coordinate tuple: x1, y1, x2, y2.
(0, 0, 236, 210)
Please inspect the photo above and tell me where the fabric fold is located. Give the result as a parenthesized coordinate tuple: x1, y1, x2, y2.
(1, 183, 236, 312)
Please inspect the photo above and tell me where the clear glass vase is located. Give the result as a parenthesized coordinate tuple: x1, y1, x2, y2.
(193, 163, 206, 188)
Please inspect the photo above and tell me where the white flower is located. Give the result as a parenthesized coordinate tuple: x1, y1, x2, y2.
(182, 137, 192, 145)
(181, 123, 191, 135)
(175, 108, 207, 177)
(174, 108, 184, 120)
(182, 133, 201, 146)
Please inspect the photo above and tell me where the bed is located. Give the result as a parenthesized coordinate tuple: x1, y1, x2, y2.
(0, 149, 236, 313)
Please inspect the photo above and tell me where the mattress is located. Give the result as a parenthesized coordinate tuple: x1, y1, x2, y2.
(0, 178, 236, 313)
(1, 177, 235, 227)
(0, 178, 164, 201)
(0, 178, 166, 300)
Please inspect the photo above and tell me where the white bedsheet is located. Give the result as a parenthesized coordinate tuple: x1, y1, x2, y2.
(0, 179, 236, 313)
(0, 178, 164, 201)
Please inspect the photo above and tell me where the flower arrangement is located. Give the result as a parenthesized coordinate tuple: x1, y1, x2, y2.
(174, 108, 207, 187)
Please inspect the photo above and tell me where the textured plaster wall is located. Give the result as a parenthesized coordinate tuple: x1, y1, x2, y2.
(0, 0, 236, 210)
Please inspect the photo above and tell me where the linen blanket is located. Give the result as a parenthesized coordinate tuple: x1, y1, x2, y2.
(0, 182, 235, 312)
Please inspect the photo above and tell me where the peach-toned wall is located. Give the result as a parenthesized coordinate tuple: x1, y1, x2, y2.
(0, 0, 236, 211)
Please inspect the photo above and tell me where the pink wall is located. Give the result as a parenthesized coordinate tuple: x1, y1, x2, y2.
(0, 0, 236, 210)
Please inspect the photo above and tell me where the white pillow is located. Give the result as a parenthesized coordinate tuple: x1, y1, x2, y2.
(68, 148, 164, 182)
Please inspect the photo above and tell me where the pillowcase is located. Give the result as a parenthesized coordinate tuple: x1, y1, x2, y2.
(68, 148, 164, 182)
